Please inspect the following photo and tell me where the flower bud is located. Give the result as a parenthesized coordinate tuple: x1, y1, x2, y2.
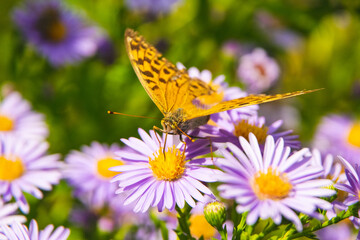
(203, 201, 226, 229)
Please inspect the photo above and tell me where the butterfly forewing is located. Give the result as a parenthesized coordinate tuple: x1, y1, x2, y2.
(125, 29, 222, 116)
(125, 29, 197, 115)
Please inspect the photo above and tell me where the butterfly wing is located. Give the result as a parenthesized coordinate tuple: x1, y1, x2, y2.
(185, 89, 320, 120)
(125, 29, 317, 124)
(125, 29, 195, 115)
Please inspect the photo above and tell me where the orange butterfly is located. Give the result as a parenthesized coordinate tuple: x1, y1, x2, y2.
(123, 29, 317, 140)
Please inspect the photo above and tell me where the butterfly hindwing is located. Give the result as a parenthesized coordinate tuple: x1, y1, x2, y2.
(185, 89, 319, 120)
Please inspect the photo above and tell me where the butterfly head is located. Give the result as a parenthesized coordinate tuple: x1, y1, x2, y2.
(161, 109, 186, 134)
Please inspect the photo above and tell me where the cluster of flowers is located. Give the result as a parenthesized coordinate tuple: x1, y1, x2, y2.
(5, 1, 360, 239)
(12, 0, 186, 68)
(2, 68, 360, 239)
(108, 67, 360, 239)
(0, 90, 69, 239)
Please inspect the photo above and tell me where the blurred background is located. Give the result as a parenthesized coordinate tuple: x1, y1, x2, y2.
(1, 0, 360, 239)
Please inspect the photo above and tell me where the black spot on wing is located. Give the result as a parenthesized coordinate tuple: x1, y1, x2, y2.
(142, 71, 154, 78)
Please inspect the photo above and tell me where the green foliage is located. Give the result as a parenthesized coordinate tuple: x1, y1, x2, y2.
(1, 0, 360, 239)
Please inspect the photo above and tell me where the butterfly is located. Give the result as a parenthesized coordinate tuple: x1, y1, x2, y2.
(124, 28, 318, 140)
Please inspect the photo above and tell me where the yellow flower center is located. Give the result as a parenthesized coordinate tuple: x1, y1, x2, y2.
(252, 168, 292, 200)
(189, 214, 216, 240)
(35, 7, 67, 43)
(233, 119, 268, 144)
(0, 155, 25, 181)
(149, 146, 186, 181)
(0, 115, 14, 131)
(97, 157, 123, 179)
(347, 122, 360, 148)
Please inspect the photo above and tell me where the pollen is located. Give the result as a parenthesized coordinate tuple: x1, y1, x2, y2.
(189, 214, 216, 240)
(35, 7, 67, 43)
(97, 157, 123, 179)
(347, 122, 360, 148)
(149, 146, 186, 181)
(0, 155, 25, 181)
(252, 168, 292, 200)
(233, 119, 268, 144)
(0, 115, 14, 131)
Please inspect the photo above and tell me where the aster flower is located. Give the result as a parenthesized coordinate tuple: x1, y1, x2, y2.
(316, 222, 353, 240)
(0, 219, 70, 240)
(65, 142, 145, 232)
(125, 0, 183, 14)
(216, 133, 335, 231)
(334, 157, 360, 233)
(64, 142, 122, 209)
(310, 149, 346, 183)
(0, 91, 48, 141)
(13, 0, 103, 66)
(111, 128, 219, 213)
(313, 114, 360, 167)
(197, 109, 300, 151)
(0, 200, 26, 225)
(237, 48, 280, 93)
(0, 135, 62, 213)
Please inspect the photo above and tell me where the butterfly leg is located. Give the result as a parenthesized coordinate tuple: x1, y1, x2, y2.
(153, 126, 165, 146)
(153, 125, 169, 157)
(179, 134, 187, 159)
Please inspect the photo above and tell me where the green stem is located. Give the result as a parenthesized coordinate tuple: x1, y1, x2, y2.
(257, 222, 278, 239)
(218, 228, 228, 240)
(285, 207, 357, 240)
(175, 205, 193, 239)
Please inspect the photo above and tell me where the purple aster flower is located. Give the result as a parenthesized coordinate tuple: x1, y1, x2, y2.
(310, 149, 347, 220)
(111, 128, 220, 213)
(197, 109, 300, 151)
(0, 200, 26, 225)
(65, 142, 150, 233)
(313, 115, 360, 167)
(310, 149, 346, 183)
(13, 0, 103, 66)
(0, 135, 62, 213)
(216, 133, 335, 231)
(64, 142, 122, 209)
(316, 222, 353, 240)
(125, 0, 183, 14)
(0, 91, 48, 141)
(237, 48, 280, 93)
(334, 157, 360, 235)
(0, 219, 70, 240)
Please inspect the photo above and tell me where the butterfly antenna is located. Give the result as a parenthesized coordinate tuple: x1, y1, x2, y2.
(107, 111, 161, 120)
